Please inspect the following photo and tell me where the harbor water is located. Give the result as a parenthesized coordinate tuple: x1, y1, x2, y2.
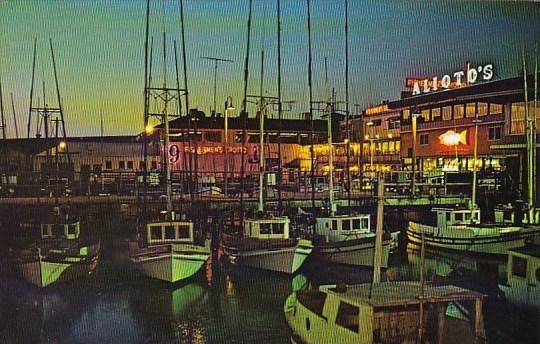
(1, 207, 539, 343)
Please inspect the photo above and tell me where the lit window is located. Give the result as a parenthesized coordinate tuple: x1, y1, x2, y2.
(431, 108, 441, 121)
(477, 103, 488, 116)
(489, 103, 503, 115)
(466, 103, 476, 118)
(442, 106, 452, 120)
(454, 104, 464, 119)
(119, 161, 125, 170)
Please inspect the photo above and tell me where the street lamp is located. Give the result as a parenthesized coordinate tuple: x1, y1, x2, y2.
(224, 96, 234, 197)
(411, 110, 421, 196)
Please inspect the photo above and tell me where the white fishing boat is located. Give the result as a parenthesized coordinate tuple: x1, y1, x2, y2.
(407, 207, 540, 255)
(499, 245, 540, 311)
(314, 214, 391, 268)
(221, 215, 313, 274)
(129, 217, 211, 283)
(12, 210, 100, 288)
(284, 281, 486, 344)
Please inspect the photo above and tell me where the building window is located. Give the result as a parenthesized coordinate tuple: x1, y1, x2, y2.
(105, 161, 112, 170)
(466, 103, 476, 118)
(431, 108, 441, 121)
(477, 103, 488, 116)
(442, 106, 452, 120)
(127, 161, 134, 169)
(151, 161, 158, 170)
(119, 161, 125, 170)
(489, 103, 503, 115)
(370, 119, 382, 126)
(454, 104, 464, 119)
(388, 118, 400, 129)
(488, 127, 502, 140)
(139, 161, 145, 170)
(421, 109, 430, 122)
(420, 134, 429, 145)
(511, 102, 526, 134)
(402, 109, 410, 122)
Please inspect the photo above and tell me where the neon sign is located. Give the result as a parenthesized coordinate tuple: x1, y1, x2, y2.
(411, 63, 494, 95)
(439, 130, 467, 146)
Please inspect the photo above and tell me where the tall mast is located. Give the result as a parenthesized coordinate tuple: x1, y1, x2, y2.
(240, 0, 253, 223)
(344, 0, 351, 208)
(163, 31, 173, 216)
(0, 80, 5, 140)
(258, 48, 265, 213)
(27, 38, 37, 138)
(328, 88, 335, 216)
(523, 48, 533, 219)
(307, 0, 315, 211)
(276, 0, 283, 213)
(142, 0, 151, 219)
(11, 93, 19, 138)
(534, 43, 538, 208)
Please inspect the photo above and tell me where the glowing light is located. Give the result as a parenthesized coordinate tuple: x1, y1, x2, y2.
(439, 130, 467, 146)
(145, 125, 154, 135)
(58, 141, 67, 149)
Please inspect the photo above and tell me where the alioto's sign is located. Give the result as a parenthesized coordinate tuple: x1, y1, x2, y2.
(410, 63, 494, 95)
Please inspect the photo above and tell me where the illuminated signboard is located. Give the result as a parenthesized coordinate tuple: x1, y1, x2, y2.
(439, 130, 467, 146)
(365, 104, 389, 116)
(410, 63, 493, 95)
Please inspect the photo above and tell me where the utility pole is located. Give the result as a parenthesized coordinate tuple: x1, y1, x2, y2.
(201, 56, 233, 116)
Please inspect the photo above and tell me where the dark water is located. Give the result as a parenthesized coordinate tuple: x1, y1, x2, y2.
(1, 208, 540, 343)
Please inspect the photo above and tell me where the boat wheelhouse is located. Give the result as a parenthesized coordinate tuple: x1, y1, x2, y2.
(499, 245, 540, 311)
(284, 281, 486, 344)
(313, 213, 392, 268)
(222, 215, 313, 274)
(129, 218, 211, 283)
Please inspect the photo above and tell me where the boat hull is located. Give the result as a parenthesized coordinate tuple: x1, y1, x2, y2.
(15, 252, 99, 288)
(222, 240, 313, 274)
(407, 222, 540, 255)
(131, 244, 210, 283)
(499, 283, 540, 312)
(314, 238, 391, 268)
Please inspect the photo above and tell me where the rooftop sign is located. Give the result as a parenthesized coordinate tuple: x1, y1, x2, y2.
(410, 63, 494, 96)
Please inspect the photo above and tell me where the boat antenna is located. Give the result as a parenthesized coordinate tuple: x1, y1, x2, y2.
(344, 0, 351, 209)
(27, 38, 37, 138)
(239, 0, 253, 226)
(201, 56, 233, 116)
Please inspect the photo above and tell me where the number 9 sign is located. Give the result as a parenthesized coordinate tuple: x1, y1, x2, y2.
(169, 144, 180, 163)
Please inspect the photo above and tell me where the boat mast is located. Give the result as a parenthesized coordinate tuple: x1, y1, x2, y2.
(307, 0, 315, 213)
(258, 47, 265, 213)
(0, 80, 5, 140)
(162, 31, 173, 217)
(239, 0, 253, 224)
(277, 0, 283, 213)
(534, 43, 538, 208)
(327, 88, 335, 216)
(523, 48, 534, 221)
(344, 0, 351, 209)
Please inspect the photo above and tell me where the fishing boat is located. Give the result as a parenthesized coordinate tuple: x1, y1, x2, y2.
(407, 206, 540, 255)
(11, 208, 100, 288)
(498, 244, 540, 311)
(221, 215, 313, 274)
(128, 7, 210, 284)
(284, 281, 486, 344)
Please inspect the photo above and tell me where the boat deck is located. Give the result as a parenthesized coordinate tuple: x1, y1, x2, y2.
(321, 281, 483, 308)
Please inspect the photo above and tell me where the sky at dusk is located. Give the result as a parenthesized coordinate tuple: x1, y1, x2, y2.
(1, 0, 540, 137)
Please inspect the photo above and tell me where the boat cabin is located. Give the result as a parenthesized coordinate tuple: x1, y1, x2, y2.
(432, 207, 480, 229)
(286, 281, 485, 344)
(315, 214, 371, 242)
(500, 245, 540, 309)
(40, 218, 80, 240)
(146, 221, 194, 245)
(243, 216, 290, 240)
(494, 204, 540, 225)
